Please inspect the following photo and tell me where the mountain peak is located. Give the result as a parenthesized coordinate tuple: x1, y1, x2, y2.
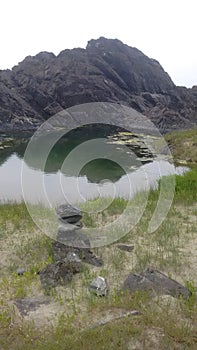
(0, 37, 196, 132)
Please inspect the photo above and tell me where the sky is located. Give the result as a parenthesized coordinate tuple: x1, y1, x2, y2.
(0, 0, 196, 87)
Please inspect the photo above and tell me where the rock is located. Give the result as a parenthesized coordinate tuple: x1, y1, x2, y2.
(57, 227, 89, 248)
(122, 268, 192, 299)
(66, 252, 83, 273)
(39, 254, 83, 288)
(14, 297, 50, 316)
(122, 273, 156, 295)
(52, 241, 103, 267)
(56, 204, 82, 225)
(0, 37, 196, 133)
(142, 268, 191, 299)
(116, 243, 134, 252)
(16, 268, 26, 276)
(59, 221, 83, 230)
(89, 276, 108, 296)
(83, 250, 103, 267)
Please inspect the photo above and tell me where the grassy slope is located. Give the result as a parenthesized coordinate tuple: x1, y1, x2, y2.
(165, 128, 197, 164)
(0, 129, 196, 349)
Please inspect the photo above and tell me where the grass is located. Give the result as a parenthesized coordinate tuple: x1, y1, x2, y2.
(165, 128, 197, 164)
(0, 201, 35, 237)
(0, 129, 196, 349)
(174, 168, 197, 203)
(0, 290, 196, 349)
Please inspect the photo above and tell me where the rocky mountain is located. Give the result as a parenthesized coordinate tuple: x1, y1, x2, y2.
(0, 37, 196, 133)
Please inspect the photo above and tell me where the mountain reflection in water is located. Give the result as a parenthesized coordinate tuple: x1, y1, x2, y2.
(0, 130, 187, 205)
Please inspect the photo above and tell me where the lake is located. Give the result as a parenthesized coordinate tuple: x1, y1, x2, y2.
(0, 128, 187, 206)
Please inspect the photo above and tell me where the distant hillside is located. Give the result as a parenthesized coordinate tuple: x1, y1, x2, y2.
(0, 37, 196, 132)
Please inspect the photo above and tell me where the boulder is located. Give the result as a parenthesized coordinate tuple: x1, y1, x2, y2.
(122, 268, 191, 299)
(122, 273, 156, 295)
(39, 253, 83, 288)
(142, 268, 191, 299)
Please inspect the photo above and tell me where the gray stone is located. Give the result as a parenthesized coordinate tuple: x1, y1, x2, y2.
(122, 268, 192, 299)
(56, 204, 82, 224)
(142, 268, 191, 299)
(89, 276, 108, 296)
(57, 227, 90, 248)
(39, 254, 83, 289)
(14, 297, 50, 316)
(59, 221, 83, 230)
(66, 252, 83, 273)
(52, 241, 103, 267)
(16, 268, 26, 276)
(122, 273, 156, 295)
(116, 244, 134, 252)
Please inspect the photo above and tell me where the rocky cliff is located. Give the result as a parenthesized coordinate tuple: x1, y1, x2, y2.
(0, 37, 196, 133)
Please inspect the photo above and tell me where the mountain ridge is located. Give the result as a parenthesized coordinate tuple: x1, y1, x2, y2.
(0, 37, 196, 133)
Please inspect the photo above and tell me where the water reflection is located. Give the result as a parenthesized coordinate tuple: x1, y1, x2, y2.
(0, 152, 187, 205)
(0, 129, 188, 205)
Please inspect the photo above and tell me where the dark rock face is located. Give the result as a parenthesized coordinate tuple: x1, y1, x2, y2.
(0, 37, 196, 132)
(122, 268, 191, 299)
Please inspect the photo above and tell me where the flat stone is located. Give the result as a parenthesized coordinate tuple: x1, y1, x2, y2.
(14, 298, 50, 316)
(122, 268, 192, 299)
(142, 268, 191, 299)
(57, 227, 90, 248)
(56, 204, 82, 224)
(59, 221, 83, 230)
(122, 273, 156, 295)
(116, 244, 134, 252)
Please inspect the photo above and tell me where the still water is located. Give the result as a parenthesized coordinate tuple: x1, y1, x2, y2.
(0, 129, 187, 206)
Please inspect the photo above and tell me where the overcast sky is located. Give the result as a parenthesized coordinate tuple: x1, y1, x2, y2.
(0, 0, 196, 87)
